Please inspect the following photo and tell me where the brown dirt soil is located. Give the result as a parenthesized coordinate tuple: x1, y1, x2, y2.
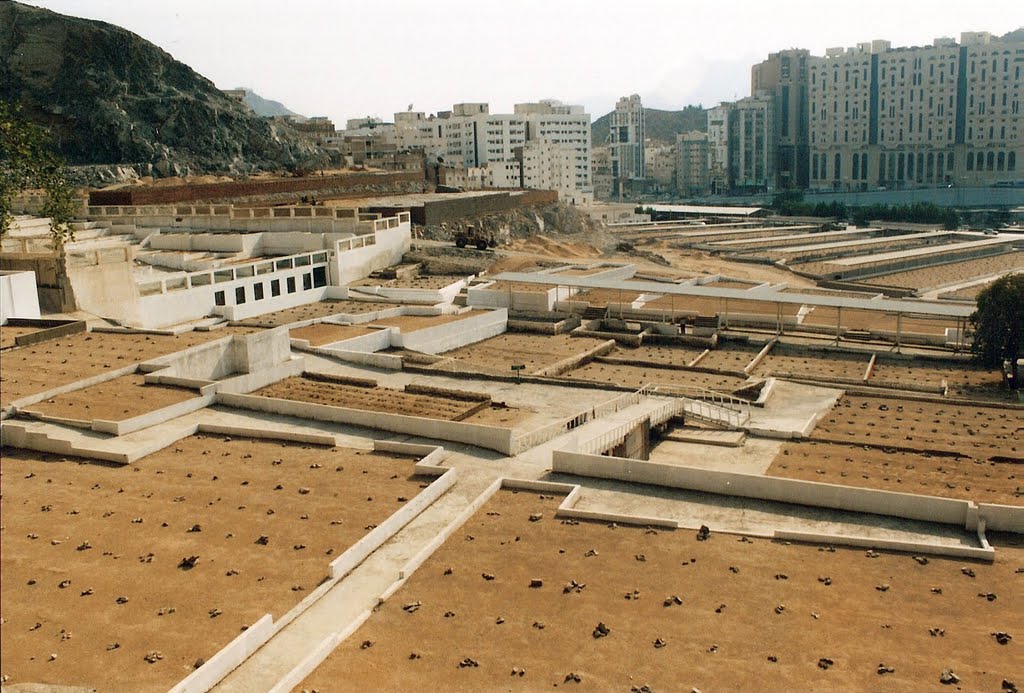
(869, 359, 1004, 396)
(857, 252, 1024, 291)
(255, 376, 513, 423)
(692, 344, 761, 372)
(436, 334, 610, 376)
(606, 343, 707, 366)
(369, 313, 475, 331)
(0, 437, 428, 692)
(568, 288, 642, 307)
(811, 395, 1024, 460)
(768, 441, 1023, 505)
(939, 282, 994, 300)
(754, 349, 871, 380)
(288, 323, 378, 346)
(297, 489, 1024, 693)
(1, 325, 39, 349)
(801, 306, 955, 335)
(230, 301, 398, 327)
(0, 331, 245, 409)
(652, 245, 817, 287)
(21, 375, 197, 422)
(565, 362, 749, 393)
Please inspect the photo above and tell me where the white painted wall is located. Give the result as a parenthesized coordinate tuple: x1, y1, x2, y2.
(0, 270, 41, 323)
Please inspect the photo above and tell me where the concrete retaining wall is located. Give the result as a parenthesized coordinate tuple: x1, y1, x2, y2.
(533, 339, 616, 377)
(396, 309, 507, 355)
(551, 452, 975, 527)
(216, 392, 515, 454)
(91, 394, 215, 436)
(215, 358, 306, 395)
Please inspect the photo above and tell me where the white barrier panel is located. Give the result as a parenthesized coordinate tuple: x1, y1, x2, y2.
(774, 530, 994, 561)
(978, 503, 1024, 533)
(396, 309, 508, 355)
(91, 394, 215, 436)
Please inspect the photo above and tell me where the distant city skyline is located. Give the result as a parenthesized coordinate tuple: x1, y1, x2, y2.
(24, 0, 1024, 123)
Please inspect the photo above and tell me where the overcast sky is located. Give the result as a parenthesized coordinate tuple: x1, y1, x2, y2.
(26, 0, 1024, 123)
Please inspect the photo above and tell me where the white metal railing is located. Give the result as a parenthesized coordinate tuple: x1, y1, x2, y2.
(642, 383, 751, 428)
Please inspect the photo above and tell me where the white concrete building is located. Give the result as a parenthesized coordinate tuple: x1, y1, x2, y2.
(515, 100, 594, 197)
(609, 94, 646, 196)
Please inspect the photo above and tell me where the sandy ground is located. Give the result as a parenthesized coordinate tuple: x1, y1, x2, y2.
(568, 288, 642, 307)
(255, 376, 527, 425)
(509, 235, 602, 259)
(0, 437, 428, 692)
(693, 344, 762, 372)
(801, 306, 955, 335)
(857, 252, 1024, 291)
(939, 282, 992, 300)
(369, 313, 476, 331)
(870, 360, 1006, 398)
(21, 374, 197, 422)
(754, 349, 871, 380)
(811, 395, 1023, 461)
(0, 331, 249, 408)
(0, 325, 39, 350)
(229, 301, 399, 327)
(768, 440, 1023, 505)
(297, 489, 1024, 693)
(436, 334, 610, 376)
(289, 323, 378, 346)
(604, 343, 707, 366)
(652, 246, 818, 287)
(565, 362, 749, 393)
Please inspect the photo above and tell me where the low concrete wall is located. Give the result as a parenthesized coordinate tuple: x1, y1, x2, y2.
(551, 452, 975, 527)
(216, 392, 516, 454)
(169, 614, 275, 693)
(6, 318, 86, 346)
(977, 503, 1024, 533)
(5, 363, 140, 418)
(533, 339, 616, 377)
(774, 530, 993, 561)
(330, 467, 457, 580)
(91, 394, 215, 436)
(396, 309, 508, 355)
(215, 358, 306, 395)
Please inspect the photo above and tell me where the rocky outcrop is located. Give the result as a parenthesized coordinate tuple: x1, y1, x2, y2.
(0, 2, 332, 177)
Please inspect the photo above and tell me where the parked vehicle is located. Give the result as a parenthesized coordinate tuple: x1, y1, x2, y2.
(454, 226, 497, 250)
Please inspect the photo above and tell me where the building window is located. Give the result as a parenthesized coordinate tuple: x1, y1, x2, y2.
(287, 276, 296, 294)
(967, 152, 974, 171)
(235, 286, 246, 305)
(987, 152, 995, 171)
(997, 152, 1005, 171)
(303, 273, 313, 291)
(312, 266, 328, 288)
(1009, 152, 1016, 171)
(271, 279, 281, 297)
(254, 283, 264, 300)
(834, 153, 841, 180)
(214, 290, 225, 306)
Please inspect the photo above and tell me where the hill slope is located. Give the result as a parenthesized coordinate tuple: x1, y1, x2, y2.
(237, 88, 303, 118)
(592, 106, 707, 147)
(0, 2, 329, 175)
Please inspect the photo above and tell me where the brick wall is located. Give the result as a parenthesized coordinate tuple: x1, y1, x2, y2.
(88, 171, 425, 206)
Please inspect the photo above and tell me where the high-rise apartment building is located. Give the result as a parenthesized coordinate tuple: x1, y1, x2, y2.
(728, 93, 775, 193)
(752, 49, 811, 188)
(609, 94, 645, 197)
(760, 31, 1023, 192)
(707, 105, 730, 194)
(515, 100, 593, 198)
(675, 131, 710, 196)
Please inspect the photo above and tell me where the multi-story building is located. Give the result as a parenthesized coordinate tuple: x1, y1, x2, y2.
(515, 100, 593, 197)
(644, 143, 676, 192)
(393, 111, 444, 159)
(803, 31, 1022, 191)
(520, 142, 580, 202)
(752, 49, 811, 188)
(675, 131, 709, 196)
(707, 105, 730, 194)
(609, 94, 645, 197)
(728, 93, 775, 193)
(591, 145, 614, 200)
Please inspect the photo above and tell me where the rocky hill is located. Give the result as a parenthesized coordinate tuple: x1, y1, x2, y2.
(236, 88, 303, 118)
(591, 105, 706, 147)
(0, 1, 331, 178)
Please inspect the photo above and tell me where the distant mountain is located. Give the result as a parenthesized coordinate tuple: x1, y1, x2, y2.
(236, 88, 303, 118)
(591, 106, 707, 147)
(0, 1, 330, 176)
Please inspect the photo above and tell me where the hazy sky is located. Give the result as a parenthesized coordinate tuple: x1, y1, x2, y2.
(26, 0, 1024, 123)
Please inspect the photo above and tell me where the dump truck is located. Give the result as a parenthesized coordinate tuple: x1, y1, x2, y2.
(454, 226, 497, 250)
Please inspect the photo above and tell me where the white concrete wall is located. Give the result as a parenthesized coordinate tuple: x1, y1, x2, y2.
(552, 452, 975, 527)
(217, 392, 515, 454)
(333, 224, 411, 286)
(395, 309, 507, 354)
(0, 270, 41, 323)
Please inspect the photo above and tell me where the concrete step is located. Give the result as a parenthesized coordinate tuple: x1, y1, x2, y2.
(663, 428, 747, 447)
